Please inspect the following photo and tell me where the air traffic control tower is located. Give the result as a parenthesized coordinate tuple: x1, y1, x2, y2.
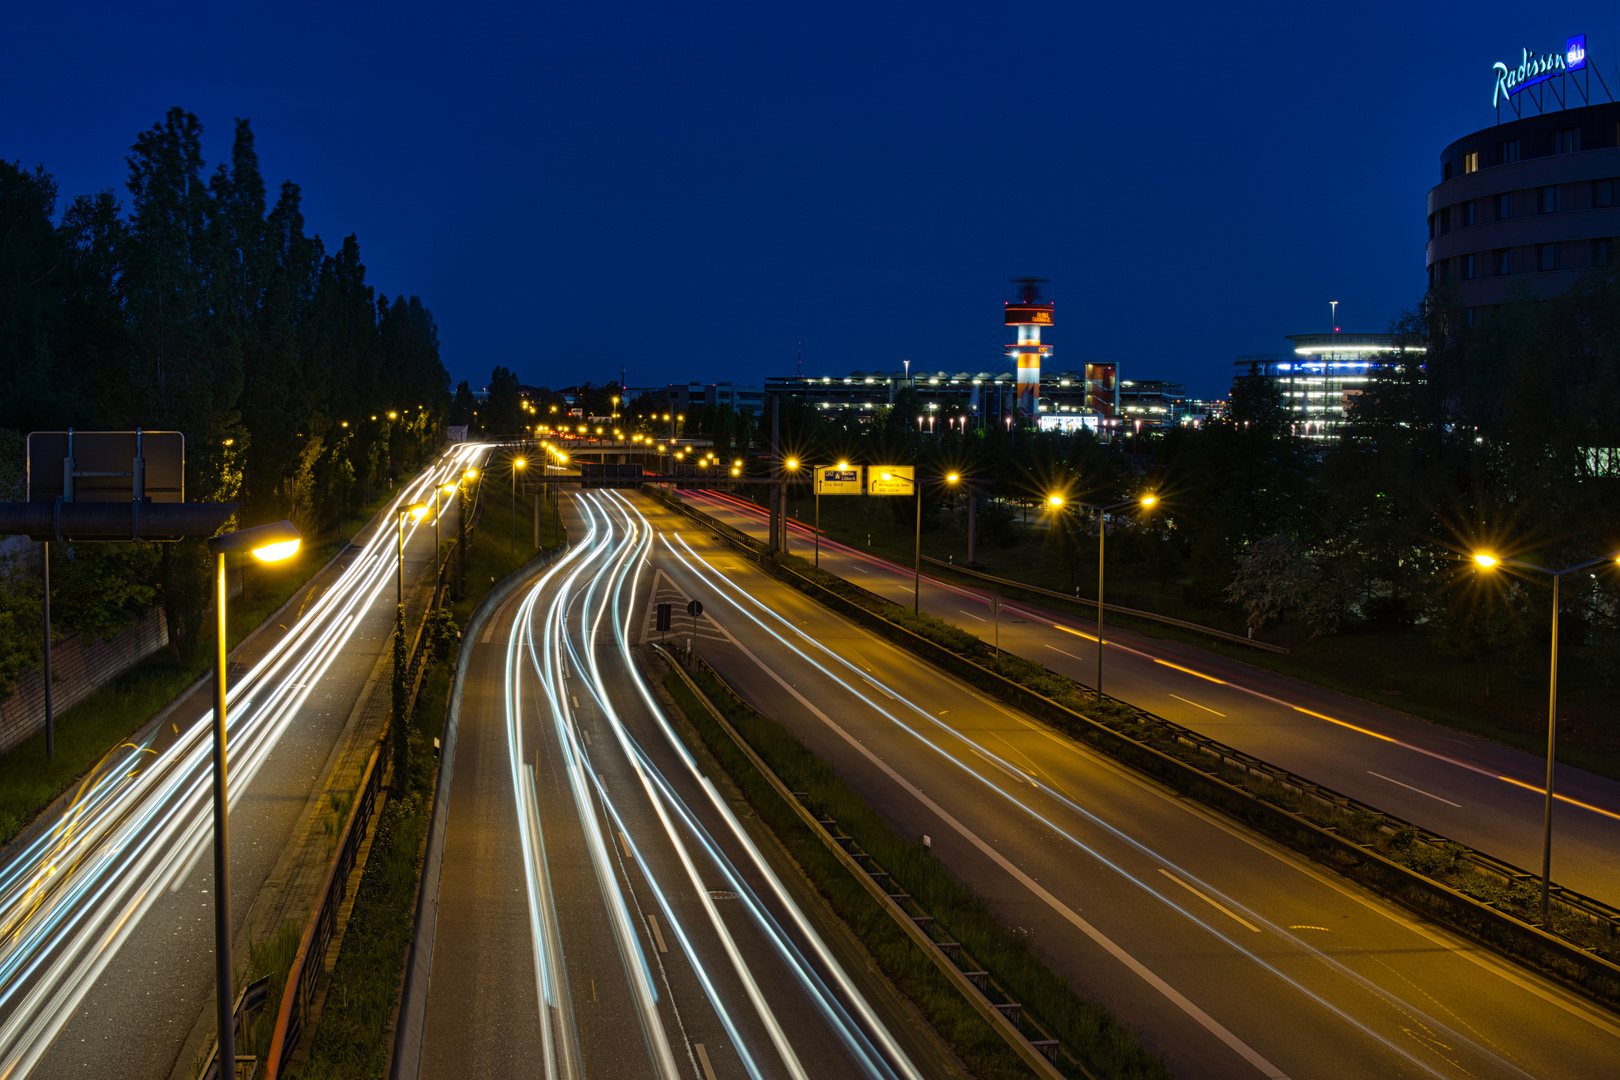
(1004, 278, 1053, 418)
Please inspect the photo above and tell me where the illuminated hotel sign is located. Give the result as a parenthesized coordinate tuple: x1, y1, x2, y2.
(1492, 35, 1586, 107)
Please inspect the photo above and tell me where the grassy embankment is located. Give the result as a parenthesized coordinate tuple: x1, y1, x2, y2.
(291, 477, 562, 1079)
(659, 657, 1170, 1080)
(0, 484, 409, 847)
(770, 489, 1620, 781)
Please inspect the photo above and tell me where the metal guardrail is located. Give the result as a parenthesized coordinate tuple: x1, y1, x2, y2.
(657, 646, 1078, 1080)
(650, 486, 1620, 1008)
(199, 974, 270, 1080)
(261, 740, 386, 1077)
(917, 555, 1289, 653)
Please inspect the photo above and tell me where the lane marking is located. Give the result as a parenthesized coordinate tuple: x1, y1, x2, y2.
(1170, 694, 1226, 717)
(1368, 771, 1461, 807)
(692, 599, 1291, 1078)
(1158, 869, 1261, 933)
(582, 729, 592, 746)
(958, 608, 987, 622)
(1290, 926, 1330, 932)
(1155, 657, 1227, 685)
(619, 831, 634, 859)
(695, 1043, 718, 1080)
(647, 911, 669, 953)
(1044, 644, 1088, 663)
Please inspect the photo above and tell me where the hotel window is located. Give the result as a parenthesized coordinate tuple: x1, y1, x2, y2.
(1463, 151, 1479, 174)
(1595, 238, 1614, 267)
(1539, 186, 1562, 213)
(1459, 200, 1476, 226)
(1494, 248, 1512, 275)
(1538, 243, 1559, 271)
(1595, 178, 1617, 207)
(1498, 139, 1521, 164)
(1496, 191, 1514, 219)
(1551, 128, 1581, 154)
(1462, 253, 1476, 280)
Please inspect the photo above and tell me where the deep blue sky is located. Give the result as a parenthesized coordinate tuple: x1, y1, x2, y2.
(3, 3, 1614, 398)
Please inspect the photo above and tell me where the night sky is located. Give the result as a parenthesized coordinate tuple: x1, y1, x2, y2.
(3, 2, 1614, 398)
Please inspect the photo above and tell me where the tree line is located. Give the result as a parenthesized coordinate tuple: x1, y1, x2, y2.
(0, 107, 451, 689)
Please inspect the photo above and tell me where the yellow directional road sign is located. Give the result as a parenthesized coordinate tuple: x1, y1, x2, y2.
(815, 466, 863, 494)
(868, 465, 915, 496)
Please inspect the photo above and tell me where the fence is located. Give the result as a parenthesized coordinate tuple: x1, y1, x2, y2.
(648, 485, 1620, 1008)
(199, 974, 271, 1080)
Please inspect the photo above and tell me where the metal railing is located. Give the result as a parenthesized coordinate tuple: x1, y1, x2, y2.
(199, 974, 270, 1080)
(652, 484, 1620, 1007)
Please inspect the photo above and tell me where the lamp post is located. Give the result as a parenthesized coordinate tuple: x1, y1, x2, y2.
(433, 479, 457, 599)
(1472, 548, 1620, 923)
(204, 520, 302, 1080)
(1064, 494, 1157, 700)
(511, 456, 526, 553)
(398, 502, 430, 607)
(883, 470, 959, 614)
(782, 458, 799, 557)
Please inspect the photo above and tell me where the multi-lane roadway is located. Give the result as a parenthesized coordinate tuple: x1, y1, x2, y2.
(417, 490, 947, 1080)
(609, 487, 1620, 1080)
(0, 446, 484, 1080)
(678, 487, 1620, 909)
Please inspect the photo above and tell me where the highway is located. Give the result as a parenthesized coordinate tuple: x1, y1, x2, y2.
(678, 488, 1620, 909)
(417, 490, 941, 1080)
(0, 446, 485, 1080)
(625, 487, 1620, 1080)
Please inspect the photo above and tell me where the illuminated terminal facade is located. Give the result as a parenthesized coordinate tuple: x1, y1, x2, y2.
(1233, 333, 1425, 437)
(763, 368, 1119, 429)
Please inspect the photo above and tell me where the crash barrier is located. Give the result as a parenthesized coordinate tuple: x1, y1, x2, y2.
(199, 974, 270, 1080)
(648, 486, 1620, 1009)
(657, 645, 1074, 1080)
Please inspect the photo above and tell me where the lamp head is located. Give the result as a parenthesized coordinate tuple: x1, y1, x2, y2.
(837, 460, 849, 470)
(252, 539, 301, 563)
(1141, 495, 1157, 507)
(1473, 553, 1499, 568)
(207, 519, 302, 563)
(1048, 495, 1064, 508)
(515, 458, 526, 468)
(408, 503, 430, 521)
(786, 458, 799, 470)
(946, 473, 960, 484)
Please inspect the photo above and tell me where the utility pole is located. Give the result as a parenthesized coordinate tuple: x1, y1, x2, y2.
(768, 394, 781, 551)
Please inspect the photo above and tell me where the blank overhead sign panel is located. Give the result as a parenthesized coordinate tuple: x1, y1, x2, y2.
(868, 465, 915, 496)
(27, 431, 184, 503)
(815, 466, 863, 494)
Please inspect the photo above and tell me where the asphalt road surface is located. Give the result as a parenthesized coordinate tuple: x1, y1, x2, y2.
(0, 445, 485, 1080)
(419, 490, 939, 1080)
(680, 487, 1620, 909)
(630, 487, 1620, 1080)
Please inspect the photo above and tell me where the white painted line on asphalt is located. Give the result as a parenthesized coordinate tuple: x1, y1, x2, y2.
(620, 831, 634, 859)
(647, 911, 669, 953)
(700, 602, 1291, 1078)
(1367, 772, 1461, 807)
(958, 609, 987, 622)
(480, 617, 497, 643)
(1158, 869, 1261, 933)
(1044, 644, 1087, 663)
(582, 728, 592, 746)
(1170, 694, 1226, 717)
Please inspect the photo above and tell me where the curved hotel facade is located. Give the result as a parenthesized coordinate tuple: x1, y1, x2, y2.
(1427, 100, 1620, 317)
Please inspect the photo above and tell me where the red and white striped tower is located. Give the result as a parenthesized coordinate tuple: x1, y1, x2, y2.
(1004, 278, 1053, 420)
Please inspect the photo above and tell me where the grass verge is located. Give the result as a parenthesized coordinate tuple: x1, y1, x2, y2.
(0, 487, 404, 848)
(658, 658, 1170, 1080)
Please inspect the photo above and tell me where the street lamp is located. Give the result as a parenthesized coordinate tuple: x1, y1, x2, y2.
(782, 459, 801, 557)
(204, 520, 301, 1080)
(1071, 494, 1158, 699)
(881, 470, 960, 613)
(434, 478, 457, 593)
(511, 456, 527, 553)
(1472, 547, 1620, 923)
(398, 502, 429, 606)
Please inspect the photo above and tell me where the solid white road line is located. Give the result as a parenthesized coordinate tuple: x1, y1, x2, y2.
(1169, 694, 1226, 717)
(1367, 771, 1462, 807)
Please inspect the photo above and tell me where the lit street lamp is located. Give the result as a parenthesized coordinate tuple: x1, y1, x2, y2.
(1065, 494, 1157, 699)
(511, 456, 527, 553)
(204, 520, 302, 1080)
(399, 502, 429, 606)
(1472, 547, 1620, 923)
(783, 458, 800, 556)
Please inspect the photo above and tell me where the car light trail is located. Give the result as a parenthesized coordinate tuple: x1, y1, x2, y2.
(662, 528, 1555, 1080)
(498, 491, 918, 1080)
(0, 445, 487, 1079)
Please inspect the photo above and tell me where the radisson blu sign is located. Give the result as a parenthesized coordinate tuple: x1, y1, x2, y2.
(1493, 35, 1586, 107)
